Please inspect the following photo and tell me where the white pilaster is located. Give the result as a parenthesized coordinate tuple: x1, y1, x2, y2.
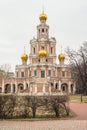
(58, 80, 61, 90)
(35, 84, 37, 93)
(73, 83, 76, 94)
(11, 82, 13, 93)
(15, 81, 17, 93)
(49, 86, 51, 95)
(68, 81, 71, 93)
(54, 82, 56, 88)
(30, 85, 32, 95)
(43, 84, 45, 93)
(24, 80, 26, 90)
(2, 79, 5, 93)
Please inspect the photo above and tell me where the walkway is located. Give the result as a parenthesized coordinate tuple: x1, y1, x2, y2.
(69, 102, 87, 120)
(0, 120, 87, 130)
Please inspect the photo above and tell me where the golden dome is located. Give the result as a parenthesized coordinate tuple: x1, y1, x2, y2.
(21, 53, 28, 61)
(38, 50, 47, 58)
(39, 13, 47, 21)
(58, 53, 65, 61)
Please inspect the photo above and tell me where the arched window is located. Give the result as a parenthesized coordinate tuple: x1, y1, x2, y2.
(41, 70, 45, 78)
(48, 70, 51, 76)
(42, 28, 44, 32)
(33, 47, 35, 54)
(21, 71, 24, 77)
(62, 71, 65, 77)
(51, 47, 53, 54)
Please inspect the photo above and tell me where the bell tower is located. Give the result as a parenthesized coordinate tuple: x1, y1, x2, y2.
(29, 10, 56, 65)
(37, 11, 49, 40)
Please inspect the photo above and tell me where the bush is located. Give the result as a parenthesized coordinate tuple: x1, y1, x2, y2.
(0, 94, 68, 119)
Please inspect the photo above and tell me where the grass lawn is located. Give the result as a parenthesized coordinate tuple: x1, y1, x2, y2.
(69, 95, 87, 103)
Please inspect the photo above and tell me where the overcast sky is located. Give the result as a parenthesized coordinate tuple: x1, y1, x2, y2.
(0, 0, 87, 71)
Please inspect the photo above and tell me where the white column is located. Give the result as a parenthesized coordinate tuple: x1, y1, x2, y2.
(54, 82, 56, 88)
(68, 81, 71, 93)
(24, 80, 26, 90)
(15, 81, 17, 93)
(58, 80, 61, 90)
(35, 84, 37, 93)
(11, 82, 13, 93)
(73, 83, 76, 94)
(2, 79, 5, 93)
(30, 85, 32, 95)
(49, 86, 51, 95)
(28, 81, 29, 88)
(43, 84, 45, 94)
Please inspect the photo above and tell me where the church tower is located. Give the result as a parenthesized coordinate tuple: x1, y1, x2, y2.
(29, 11, 56, 65)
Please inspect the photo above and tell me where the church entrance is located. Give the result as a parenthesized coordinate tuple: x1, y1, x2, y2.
(61, 83, 68, 93)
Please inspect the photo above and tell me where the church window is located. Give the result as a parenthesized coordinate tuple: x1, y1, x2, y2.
(38, 59, 40, 62)
(51, 47, 53, 54)
(46, 59, 48, 62)
(48, 70, 51, 76)
(42, 28, 44, 32)
(34, 70, 37, 76)
(41, 70, 45, 78)
(26, 83, 28, 88)
(53, 71, 55, 76)
(42, 46, 44, 50)
(33, 47, 35, 54)
(21, 71, 24, 77)
(16, 72, 18, 77)
(62, 71, 65, 77)
(29, 71, 31, 76)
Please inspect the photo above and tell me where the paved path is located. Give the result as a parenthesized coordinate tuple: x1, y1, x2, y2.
(69, 102, 87, 120)
(0, 120, 87, 130)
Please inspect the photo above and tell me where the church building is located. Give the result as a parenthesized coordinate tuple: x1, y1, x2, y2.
(0, 11, 75, 95)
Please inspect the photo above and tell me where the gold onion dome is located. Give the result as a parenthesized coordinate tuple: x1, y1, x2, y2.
(39, 13, 47, 21)
(21, 53, 28, 61)
(58, 53, 65, 61)
(38, 50, 47, 58)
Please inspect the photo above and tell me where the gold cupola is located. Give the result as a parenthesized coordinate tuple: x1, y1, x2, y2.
(58, 52, 65, 65)
(21, 45, 28, 65)
(21, 53, 28, 61)
(38, 50, 47, 58)
(39, 8, 48, 21)
(39, 13, 47, 21)
(58, 53, 65, 61)
(21, 53, 28, 65)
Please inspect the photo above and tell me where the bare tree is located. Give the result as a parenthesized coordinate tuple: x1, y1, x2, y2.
(0, 64, 11, 79)
(66, 42, 87, 95)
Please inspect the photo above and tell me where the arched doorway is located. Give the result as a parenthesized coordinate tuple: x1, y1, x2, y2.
(61, 83, 68, 93)
(5, 84, 11, 93)
(0, 87, 2, 93)
(51, 83, 53, 87)
(18, 83, 24, 92)
(55, 83, 58, 89)
(71, 84, 74, 94)
(13, 84, 16, 93)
